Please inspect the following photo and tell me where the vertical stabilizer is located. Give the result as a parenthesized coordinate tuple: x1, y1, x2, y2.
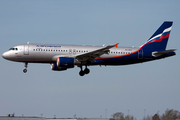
(140, 21, 173, 50)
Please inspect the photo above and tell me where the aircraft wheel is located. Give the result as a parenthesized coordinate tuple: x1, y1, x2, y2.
(84, 68, 90, 74)
(79, 70, 85, 76)
(23, 69, 27, 73)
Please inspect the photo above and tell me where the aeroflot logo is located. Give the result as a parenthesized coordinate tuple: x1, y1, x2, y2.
(36, 45, 61, 47)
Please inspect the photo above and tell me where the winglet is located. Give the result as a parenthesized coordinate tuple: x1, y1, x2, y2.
(114, 43, 119, 48)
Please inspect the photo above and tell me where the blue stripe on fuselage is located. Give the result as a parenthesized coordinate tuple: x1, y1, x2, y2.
(91, 53, 139, 65)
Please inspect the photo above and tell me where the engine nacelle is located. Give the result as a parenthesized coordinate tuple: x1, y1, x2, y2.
(57, 57, 74, 68)
(51, 63, 67, 71)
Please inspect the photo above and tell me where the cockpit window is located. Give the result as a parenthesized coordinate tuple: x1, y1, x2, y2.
(9, 48, 18, 50)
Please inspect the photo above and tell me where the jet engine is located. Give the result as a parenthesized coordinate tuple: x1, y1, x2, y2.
(57, 57, 74, 68)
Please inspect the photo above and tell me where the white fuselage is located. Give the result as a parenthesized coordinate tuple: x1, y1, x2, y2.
(2, 43, 139, 65)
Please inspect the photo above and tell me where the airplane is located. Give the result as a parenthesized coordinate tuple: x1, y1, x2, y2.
(2, 21, 176, 76)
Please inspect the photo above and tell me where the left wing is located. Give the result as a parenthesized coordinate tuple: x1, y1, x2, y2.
(75, 43, 119, 62)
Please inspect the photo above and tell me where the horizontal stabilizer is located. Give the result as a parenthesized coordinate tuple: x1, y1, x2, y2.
(152, 49, 176, 57)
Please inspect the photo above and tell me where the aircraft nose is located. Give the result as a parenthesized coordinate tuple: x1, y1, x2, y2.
(2, 51, 9, 59)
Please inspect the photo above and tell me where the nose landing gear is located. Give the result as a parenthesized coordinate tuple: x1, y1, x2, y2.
(23, 62, 28, 73)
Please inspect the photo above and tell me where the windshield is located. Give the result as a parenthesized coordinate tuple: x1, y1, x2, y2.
(9, 48, 18, 50)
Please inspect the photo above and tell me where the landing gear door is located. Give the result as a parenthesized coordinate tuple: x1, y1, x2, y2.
(24, 45, 29, 55)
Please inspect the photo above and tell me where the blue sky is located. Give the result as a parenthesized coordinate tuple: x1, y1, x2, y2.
(0, 0, 180, 119)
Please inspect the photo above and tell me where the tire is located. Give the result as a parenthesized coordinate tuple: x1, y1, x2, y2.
(23, 69, 27, 73)
(79, 70, 85, 76)
(84, 68, 90, 74)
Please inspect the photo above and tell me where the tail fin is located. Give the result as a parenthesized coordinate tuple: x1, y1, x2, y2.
(140, 21, 173, 50)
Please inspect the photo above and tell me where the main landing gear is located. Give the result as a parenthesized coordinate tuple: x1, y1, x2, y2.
(23, 62, 28, 73)
(79, 65, 90, 76)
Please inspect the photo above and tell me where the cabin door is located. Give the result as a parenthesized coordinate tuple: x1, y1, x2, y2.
(24, 45, 29, 55)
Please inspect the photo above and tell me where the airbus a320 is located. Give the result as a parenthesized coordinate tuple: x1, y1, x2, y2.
(2, 21, 176, 76)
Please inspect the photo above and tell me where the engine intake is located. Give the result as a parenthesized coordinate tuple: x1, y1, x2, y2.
(51, 63, 67, 71)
